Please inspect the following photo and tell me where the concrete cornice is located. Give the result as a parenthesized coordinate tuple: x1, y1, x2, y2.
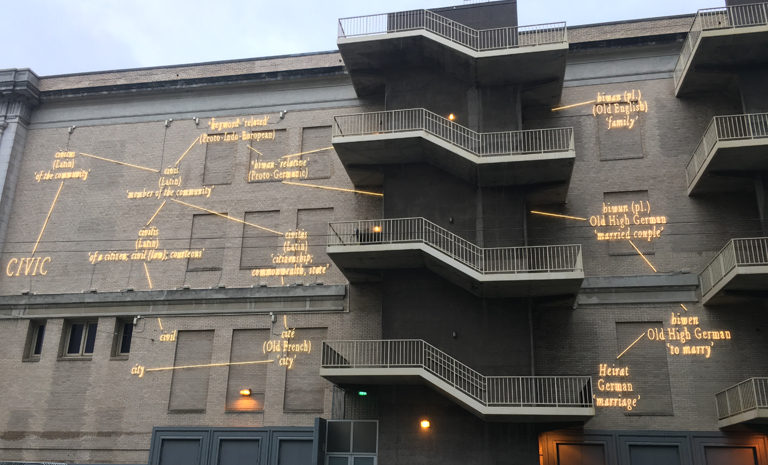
(0, 68, 41, 105)
(0, 284, 346, 311)
(40, 66, 348, 100)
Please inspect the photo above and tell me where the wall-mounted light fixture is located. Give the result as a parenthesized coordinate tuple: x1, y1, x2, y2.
(448, 114, 456, 121)
(240, 389, 252, 396)
(420, 420, 430, 429)
(373, 225, 382, 233)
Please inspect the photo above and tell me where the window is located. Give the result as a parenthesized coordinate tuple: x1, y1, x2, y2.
(325, 421, 378, 465)
(64, 321, 98, 357)
(25, 320, 46, 360)
(117, 321, 134, 355)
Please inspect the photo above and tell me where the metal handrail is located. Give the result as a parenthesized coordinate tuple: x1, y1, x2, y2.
(685, 113, 768, 187)
(715, 378, 768, 420)
(327, 217, 583, 275)
(321, 339, 593, 408)
(338, 9, 566, 51)
(333, 108, 574, 158)
(674, 2, 768, 88)
(700, 237, 768, 297)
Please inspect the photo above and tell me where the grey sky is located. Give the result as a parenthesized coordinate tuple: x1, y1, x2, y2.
(3, 0, 712, 77)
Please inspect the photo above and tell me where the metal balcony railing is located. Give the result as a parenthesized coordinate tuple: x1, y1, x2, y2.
(328, 217, 582, 275)
(685, 113, 768, 187)
(333, 109, 574, 158)
(322, 339, 593, 408)
(674, 2, 768, 89)
(716, 378, 768, 421)
(700, 238, 768, 297)
(338, 9, 566, 51)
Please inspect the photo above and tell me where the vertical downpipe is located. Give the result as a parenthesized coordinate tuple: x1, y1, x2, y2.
(476, 187, 484, 248)
(524, 198, 535, 376)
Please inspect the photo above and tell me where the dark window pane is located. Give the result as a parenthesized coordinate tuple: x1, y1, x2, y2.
(67, 324, 84, 354)
(354, 458, 375, 465)
(33, 324, 45, 355)
(84, 323, 98, 354)
(328, 457, 348, 465)
(352, 421, 377, 453)
(120, 323, 134, 354)
(327, 421, 352, 453)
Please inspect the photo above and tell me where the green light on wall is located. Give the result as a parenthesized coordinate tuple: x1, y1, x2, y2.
(358, 391, 368, 396)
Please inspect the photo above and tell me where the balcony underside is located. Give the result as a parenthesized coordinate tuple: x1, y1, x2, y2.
(321, 367, 594, 423)
(702, 265, 768, 305)
(719, 407, 768, 428)
(676, 26, 768, 96)
(688, 139, 768, 195)
(339, 31, 568, 106)
(333, 132, 575, 204)
(327, 242, 584, 300)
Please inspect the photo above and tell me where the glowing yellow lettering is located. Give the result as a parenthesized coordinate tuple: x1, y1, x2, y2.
(6, 258, 17, 277)
(6, 257, 53, 277)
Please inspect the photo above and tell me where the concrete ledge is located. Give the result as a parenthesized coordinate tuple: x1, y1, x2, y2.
(0, 284, 347, 318)
(718, 408, 768, 428)
(578, 273, 700, 305)
(320, 366, 595, 423)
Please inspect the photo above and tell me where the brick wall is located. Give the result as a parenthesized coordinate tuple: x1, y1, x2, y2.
(0, 283, 381, 462)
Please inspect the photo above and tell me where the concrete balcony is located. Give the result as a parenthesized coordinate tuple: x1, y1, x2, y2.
(674, 2, 768, 96)
(327, 217, 584, 299)
(333, 109, 575, 203)
(321, 339, 595, 423)
(700, 237, 768, 305)
(337, 10, 568, 105)
(685, 113, 768, 195)
(716, 378, 768, 428)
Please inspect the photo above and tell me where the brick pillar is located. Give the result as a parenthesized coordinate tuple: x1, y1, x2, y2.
(0, 69, 40, 249)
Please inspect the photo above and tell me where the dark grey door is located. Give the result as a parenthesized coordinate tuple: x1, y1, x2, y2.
(217, 438, 261, 465)
(629, 445, 680, 465)
(277, 439, 313, 465)
(704, 446, 758, 465)
(557, 443, 607, 465)
(159, 439, 202, 465)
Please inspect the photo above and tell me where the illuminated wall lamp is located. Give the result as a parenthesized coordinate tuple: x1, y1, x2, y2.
(448, 114, 456, 121)
(240, 389, 252, 396)
(420, 420, 430, 429)
(373, 226, 382, 233)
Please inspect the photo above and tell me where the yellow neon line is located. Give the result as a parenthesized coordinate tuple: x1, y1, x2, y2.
(282, 181, 383, 197)
(281, 147, 333, 159)
(617, 332, 645, 360)
(80, 153, 159, 173)
(530, 211, 587, 221)
(157, 318, 164, 331)
(147, 201, 166, 226)
(628, 240, 658, 273)
(170, 198, 284, 236)
(247, 145, 264, 157)
(551, 100, 596, 111)
(32, 181, 64, 255)
(284, 315, 288, 329)
(680, 304, 688, 312)
(145, 359, 274, 373)
(143, 263, 153, 289)
(175, 136, 201, 166)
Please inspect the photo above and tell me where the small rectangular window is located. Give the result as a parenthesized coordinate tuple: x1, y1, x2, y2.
(32, 323, 46, 356)
(119, 322, 134, 354)
(25, 320, 47, 360)
(64, 320, 98, 357)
